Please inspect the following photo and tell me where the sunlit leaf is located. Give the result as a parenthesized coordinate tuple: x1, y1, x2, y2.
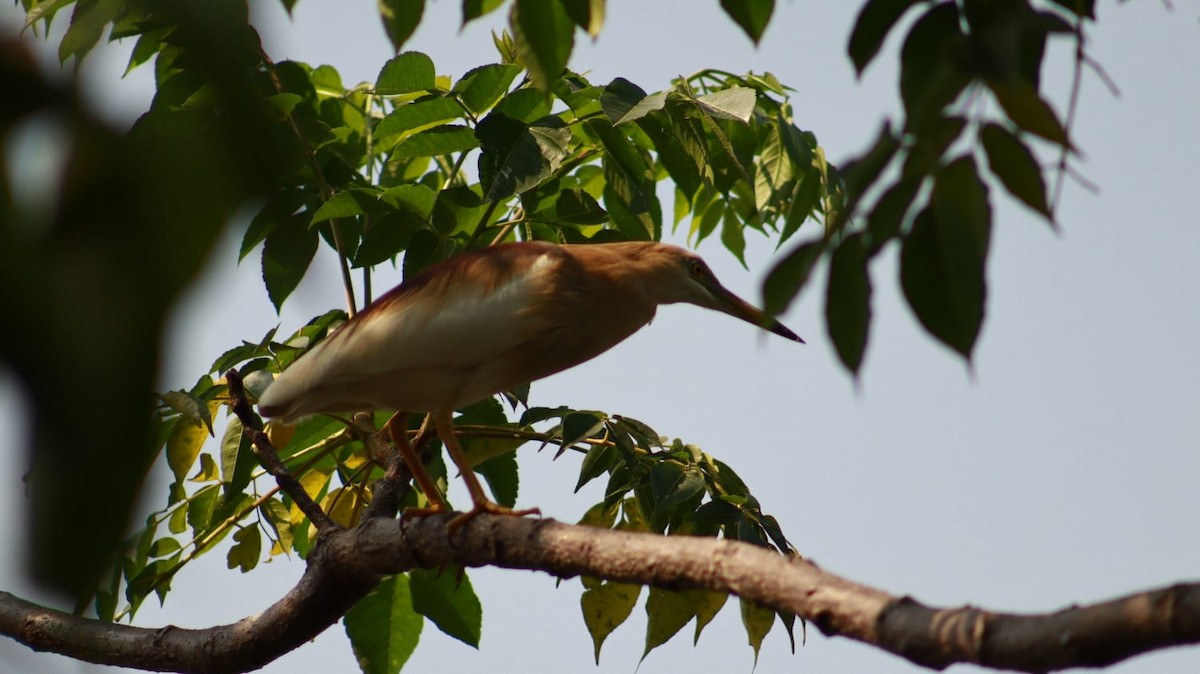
(226, 526, 261, 573)
(693, 590, 729, 644)
(344, 575, 423, 674)
(166, 419, 206, 483)
(392, 124, 480, 158)
(642, 587, 701, 660)
(376, 97, 466, 142)
(600, 78, 666, 126)
(740, 597, 775, 664)
(694, 87, 756, 123)
(452, 63, 522, 114)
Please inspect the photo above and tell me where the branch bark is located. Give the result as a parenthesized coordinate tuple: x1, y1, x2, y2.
(2, 513, 1198, 673)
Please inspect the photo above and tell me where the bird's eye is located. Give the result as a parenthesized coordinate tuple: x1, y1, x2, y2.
(689, 261, 706, 278)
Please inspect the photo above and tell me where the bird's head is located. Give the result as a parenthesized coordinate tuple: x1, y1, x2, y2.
(654, 245, 804, 343)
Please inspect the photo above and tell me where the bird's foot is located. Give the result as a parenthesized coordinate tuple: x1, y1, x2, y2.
(447, 501, 541, 535)
(400, 503, 449, 520)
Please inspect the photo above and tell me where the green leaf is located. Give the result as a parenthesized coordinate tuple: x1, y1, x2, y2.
(259, 498, 294, 555)
(511, 0, 573, 91)
(493, 88, 553, 123)
(58, 0, 121, 65)
(344, 575, 423, 674)
(219, 417, 256, 497)
(762, 239, 823, 317)
(261, 221, 320, 312)
(867, 178, 920, 250)
(720, 205, 747, 269)
(719, 0, 775, 45)
(463, 0, 506, 26)
(642, 587, 701, 659)
(475, 451, 519, 508)
(189, 453, 219, 482)
(378, 0, 425, 52)
(848, 0, 923, 74)
(740, 597, 775, 665)
(826, 233, 871, 374)
(754, 123, 794, 212)
(581, 582, 640, 664)
(226, 526, 261, 573)
(166, 419, 206, 484)
(562, 0, 605, 36)
(375, 51, 437, 95)
(899, 3, 970, 129)
(839, 121, 898, 204)
(410, 567, 482, 648)
(476, 114, 572, 201)
(186, 485, 220, 536)
(392, 124, 480, 158)
(561, 412, 606, 451)
(900, 156, 991, 358)
(148, 537, 181, 559)
(354, 211, 423, 268)
(160, 390, 213, 435)
(693, 590, 729, 644)
(375, 97, 466, 142)
(989, 80, 1071, 147)
(694, 87, 757, 123)
(453, 63, 522, 115)
(600, 78, 666, 126)
(979, 122, 1051, 218)
(575, 443, 616, 492)
(555, 188, 609, 225)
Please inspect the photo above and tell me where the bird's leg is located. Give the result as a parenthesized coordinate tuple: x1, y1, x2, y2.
(432, 408, 540, 533)
(385, 412, 451, 515)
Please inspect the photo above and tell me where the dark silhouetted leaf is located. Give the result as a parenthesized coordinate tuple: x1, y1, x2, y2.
(839, 121, 898, 203)
(979, 122, 1051, 218)
(848, 0, 923, 74)
(477, 113, 571, 201)
(899, 156, 991, 358)
(556, 188, 608, 225)
(562, 0, 605, 36)
(463, 0, 506, 26)
(475, 451, 519, 508)
(866, 178, 920, 253)
(899, 3, 970, 129)
(989, 80, 1071, 147)
(762, 239, 823, 317)
(262, 219, 319, 311)
(826, 233, 872, 374)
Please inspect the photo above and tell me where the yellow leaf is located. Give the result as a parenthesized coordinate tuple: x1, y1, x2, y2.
(166, 419, 206, 483)
(581, 582, 640, 664)
(740, 597, 775, 665)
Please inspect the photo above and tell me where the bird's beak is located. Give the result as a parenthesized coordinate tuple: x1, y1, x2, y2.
(705, 281, 805, 343)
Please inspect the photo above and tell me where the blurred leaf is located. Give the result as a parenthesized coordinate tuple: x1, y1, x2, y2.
(226, 526, 260, 573)
(463, 0, 506, 25)
(762, 239, 823, 317)
(160, 390, 213, 435)
(900, 156, 991, 358)
(410, 567, 482, 648)
(848, 0, 922, 75)
(344, 575, 423, 674)
(826, 233, 871, 374)
(555, 188, 608, 225)
(741, 597, 775, 664)
(642, 587, 701, 660)
(148, 537, 181, 559)
(58, 0, 121, 65)
(562, 0, 604, 36)
(375, 51, 437, 94)
(720, 205, 747, 269)
(378, 0, 425, 52)
(839, 121, 898, 203)
(989, 80, 1070, 147)
(979, 122, 1051, 218)
(719, 0, 774, 45)
(581, 581, 640, 664)
(511, 0, 573, 90)
(867, 178, 920, 252)
(189, 453, 219, 482)
(899, 2, 969, 129)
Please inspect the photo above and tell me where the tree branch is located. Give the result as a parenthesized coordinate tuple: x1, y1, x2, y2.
(2, 514, 1198, 673)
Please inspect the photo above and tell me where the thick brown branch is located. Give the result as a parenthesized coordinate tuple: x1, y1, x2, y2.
(2, 514, 1198, 673)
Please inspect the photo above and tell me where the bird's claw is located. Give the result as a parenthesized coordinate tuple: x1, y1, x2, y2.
(447, 501, 541, 535)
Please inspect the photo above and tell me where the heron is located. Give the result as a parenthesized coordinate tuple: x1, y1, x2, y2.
(257, 240, 802, 527)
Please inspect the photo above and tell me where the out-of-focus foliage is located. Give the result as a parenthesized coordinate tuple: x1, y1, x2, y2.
(5, 0, 1093, 670)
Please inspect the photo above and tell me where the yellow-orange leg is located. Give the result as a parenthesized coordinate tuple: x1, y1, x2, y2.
(432, 408, 540, 532)
(385, 413, 450, 515)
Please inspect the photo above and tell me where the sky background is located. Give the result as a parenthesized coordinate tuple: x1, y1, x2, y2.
(1, 2, 1198, 673)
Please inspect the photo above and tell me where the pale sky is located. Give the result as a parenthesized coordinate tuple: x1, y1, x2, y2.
(1, 2, 1198, 673)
